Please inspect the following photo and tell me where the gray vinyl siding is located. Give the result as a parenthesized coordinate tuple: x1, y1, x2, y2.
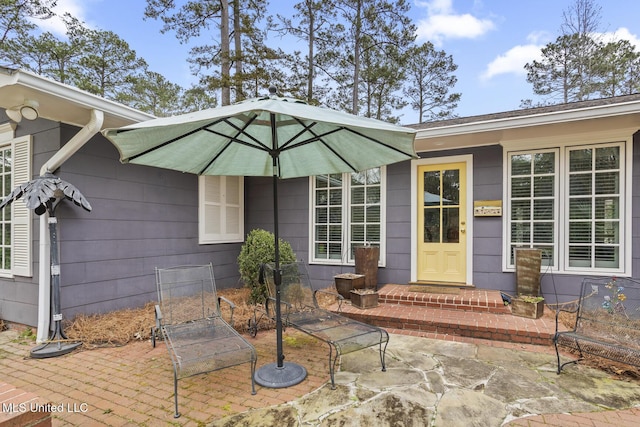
(380, 160, 413, 284)
(0, 118, 243, 325)
(0, 116, 55, 327)
(55, 133, 242, 319)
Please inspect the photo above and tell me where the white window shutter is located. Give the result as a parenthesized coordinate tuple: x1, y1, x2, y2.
(199, 175, 244, 244)
(12, 136, 32, 277)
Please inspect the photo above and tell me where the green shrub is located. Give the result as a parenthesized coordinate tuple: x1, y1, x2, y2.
(238, 228, 296, 304)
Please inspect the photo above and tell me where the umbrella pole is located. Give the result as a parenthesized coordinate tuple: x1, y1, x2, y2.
(273, 173, 284, 368)
(253, 162, 307, 388)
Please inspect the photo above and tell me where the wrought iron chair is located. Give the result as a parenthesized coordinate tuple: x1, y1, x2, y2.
(152, 264, 256, 418)
(250, 261, 388, 388)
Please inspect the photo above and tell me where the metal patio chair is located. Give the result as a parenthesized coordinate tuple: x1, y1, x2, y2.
(152, 263, 256, 418)
(249, 261, 388, 388)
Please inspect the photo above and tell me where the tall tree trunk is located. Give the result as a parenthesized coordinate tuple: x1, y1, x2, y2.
(221, 0, 231, 105)
(233, 0, 244, 101)
(306, 2, 315, 103)
(351, 0, 362, 115)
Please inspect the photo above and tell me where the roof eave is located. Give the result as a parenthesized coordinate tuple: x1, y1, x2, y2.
(0, 67, 154, 127)
(415, 100, 640, 139)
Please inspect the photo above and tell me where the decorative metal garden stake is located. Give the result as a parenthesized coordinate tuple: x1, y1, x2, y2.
(0, 172, 91, 358)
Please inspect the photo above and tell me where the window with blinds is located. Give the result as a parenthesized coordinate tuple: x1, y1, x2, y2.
(310, 167, 385, 265)
(506, 142, 625, 274)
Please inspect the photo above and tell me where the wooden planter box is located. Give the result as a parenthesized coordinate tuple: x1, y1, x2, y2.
(355, 246, 380, 290)
(334, 274, 365, 299)
(350, 290, 379, 309)
(515, 248, 542, 297)
(511, 298, 544, 319)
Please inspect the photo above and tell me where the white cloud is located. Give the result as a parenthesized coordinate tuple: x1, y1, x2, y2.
(480, 26, 640, 82)
(600, 27, 640, 50)
(480, 43, 544, 81)
(30, 0, 90, 36)
(415, 0, 495, 46)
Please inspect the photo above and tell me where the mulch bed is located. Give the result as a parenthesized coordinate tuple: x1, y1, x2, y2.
(63, 286, 339, 349)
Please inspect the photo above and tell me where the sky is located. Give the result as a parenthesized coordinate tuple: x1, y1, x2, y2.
(32, 0, 640, 125)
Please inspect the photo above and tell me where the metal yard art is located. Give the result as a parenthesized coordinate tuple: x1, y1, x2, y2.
(0, 172, 91, 358)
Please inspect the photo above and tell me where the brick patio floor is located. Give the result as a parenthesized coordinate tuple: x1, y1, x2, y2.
(1, 325, 639, 426)
(0, 328, 329, 426)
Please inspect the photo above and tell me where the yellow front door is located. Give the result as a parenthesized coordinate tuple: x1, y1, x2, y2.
(417, 162, 467, 283)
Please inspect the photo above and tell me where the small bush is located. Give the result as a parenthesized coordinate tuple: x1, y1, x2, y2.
(238, 228, 296, 304)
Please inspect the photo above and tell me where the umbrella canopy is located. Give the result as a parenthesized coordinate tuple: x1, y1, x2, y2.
(102, 88, 417, 389)
(102, 91, 416, 178)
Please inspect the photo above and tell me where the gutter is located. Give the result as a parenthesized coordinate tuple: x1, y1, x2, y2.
(35, 109, 104, 343)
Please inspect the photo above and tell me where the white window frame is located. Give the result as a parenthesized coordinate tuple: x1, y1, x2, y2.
(564, 143, 623, 272)
(502, 130, 633, 276)
(308, 167, 387, 266)
(198, 175, 244, 244)
(506, 148, 560, 270)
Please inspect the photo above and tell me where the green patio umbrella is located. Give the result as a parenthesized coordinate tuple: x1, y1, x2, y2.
(103, 87, 417, 388)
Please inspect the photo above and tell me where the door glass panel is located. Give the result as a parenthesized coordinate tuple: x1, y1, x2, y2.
(424, 209, 440, 242)
(443, 207, 459, 243)
(442, 169, 459, 205)
(422, 167, 461, 244)
(423, 171, 440, 206)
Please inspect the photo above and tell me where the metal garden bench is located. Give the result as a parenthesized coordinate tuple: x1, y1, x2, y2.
(151, 264, 257, 418)
(554, 276, 640, 374)
(249, 261, 388, 388)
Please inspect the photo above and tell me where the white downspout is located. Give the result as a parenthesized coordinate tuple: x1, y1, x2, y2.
(35, 109, 104, 343)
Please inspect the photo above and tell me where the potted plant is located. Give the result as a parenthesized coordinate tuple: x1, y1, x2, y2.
(511, 295, 545, 319)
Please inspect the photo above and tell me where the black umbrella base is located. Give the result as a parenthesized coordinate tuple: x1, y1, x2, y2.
(30, 341, 81, 359)
(254, 362, 307, 388)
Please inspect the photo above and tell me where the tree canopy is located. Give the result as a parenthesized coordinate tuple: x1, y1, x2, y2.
(524, 0, 640, 105)
(0, 0, 462, 123)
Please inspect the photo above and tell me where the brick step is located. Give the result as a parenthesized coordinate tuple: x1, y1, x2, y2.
(331, 284, 556, 346)
(377, 284, 511, 315)
(0, 382, 51, 427)
(338, 302, 556, 346)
